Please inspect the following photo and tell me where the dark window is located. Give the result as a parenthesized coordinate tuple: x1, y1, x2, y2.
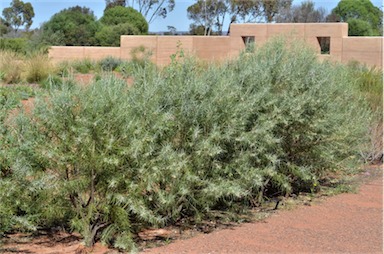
(317, 37, 330, 55)
(242, 36, 255, 52)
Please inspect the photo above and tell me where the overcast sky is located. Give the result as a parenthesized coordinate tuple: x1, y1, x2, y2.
(1, 0, 383, 32)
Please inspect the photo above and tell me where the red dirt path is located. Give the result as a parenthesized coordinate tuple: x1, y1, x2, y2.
(142, 166, 383, 254)
(1, 166, 382, 254)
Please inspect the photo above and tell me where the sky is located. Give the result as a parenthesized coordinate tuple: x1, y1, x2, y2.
(1, 0, 383, 32)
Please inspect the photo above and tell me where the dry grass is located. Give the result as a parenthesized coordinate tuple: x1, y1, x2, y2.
(0, 50, 56, 85)
(0, 51, 24, 84)
(22, 53, 55, 83)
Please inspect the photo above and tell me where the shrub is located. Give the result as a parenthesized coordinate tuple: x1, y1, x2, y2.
(347, 62, 383, 112)
(0, 85, 41, 239)
(6, 37, 372, 251)
(96, 23, 140, 46)
(71, 59, 96, 74)
(0, 38, 28, 54)
(39, 74, 78, 91)
(346, 62, 383, 163)
(116, 46, 155, 78)
(98, 56, 123, 71)
(10, 77, 162, 250)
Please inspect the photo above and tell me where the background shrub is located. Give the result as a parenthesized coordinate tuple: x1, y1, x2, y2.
(98, 56, 123, 71)
(0, 38, 28, 54)
(96, 23, 140, 46)
(346, 62, 383, 163)
(70, 59, 96, 74)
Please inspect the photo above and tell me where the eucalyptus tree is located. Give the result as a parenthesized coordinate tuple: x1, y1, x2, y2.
(2, 0, 35, 34)
(275, 0, 327, 23)
(187, 0, 292, 36)
(105, 0, 175, 23)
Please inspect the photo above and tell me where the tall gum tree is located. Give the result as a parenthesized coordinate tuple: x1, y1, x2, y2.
(105, 0, 175, 24)
(2, 0, 35, 34)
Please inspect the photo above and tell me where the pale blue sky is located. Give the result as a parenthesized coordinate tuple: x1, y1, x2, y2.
(1, 0, 383, 32)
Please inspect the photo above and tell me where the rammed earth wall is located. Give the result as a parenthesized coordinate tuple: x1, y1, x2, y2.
(49, 23, 383, 69)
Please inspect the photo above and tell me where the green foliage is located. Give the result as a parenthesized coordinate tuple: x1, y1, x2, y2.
(0, 85, 35, 104)
(100, 6, 148, 34)
(2, 0, 35, 33)
(40, 6, 100, 46)
(347, 62, 383, 112)
(0, 37, 49, 56)
(0, 38, 28, 54)
(13, 77, 164, 249)
(96, 23, 140, 46)
(1, 37, 373, 250)
(105, 0, 176, 24)
(0, 84, 39, 238)
(116, 45, 155, 78)
(346, 62, 383, 163)
(0, 17, 10, 36)
(98, 56, 123, 71)
(347, 18, 373, 36)
(330, 0, 383, 36)
(70, 59, 96, 74)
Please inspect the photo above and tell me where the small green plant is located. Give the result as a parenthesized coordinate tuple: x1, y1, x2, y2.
(98, 56, 123, 71)
(170, 41, 185, 64)
(55, 61, 72, 77)
(71, 59, 96, 74)
(0, 85, 35, 105)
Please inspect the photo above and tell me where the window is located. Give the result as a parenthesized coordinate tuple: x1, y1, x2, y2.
(242, 36, 255, 52)
(317, 37, 330, 55)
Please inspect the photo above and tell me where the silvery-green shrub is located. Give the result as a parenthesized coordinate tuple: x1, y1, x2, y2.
(6, 37, 372, 250)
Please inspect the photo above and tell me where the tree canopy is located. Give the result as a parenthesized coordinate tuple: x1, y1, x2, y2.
(100, 6, 148, 34)
(40, 6, 100, 46)
(96, 23, 140, 46)
(276, 0, 326, 23)
(187, 0, 293, 36)
(330, 0, 383, 36)
(105, 0, 175, 24)
(2, 0, 35, 33)
(0, 17, 11, 36)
